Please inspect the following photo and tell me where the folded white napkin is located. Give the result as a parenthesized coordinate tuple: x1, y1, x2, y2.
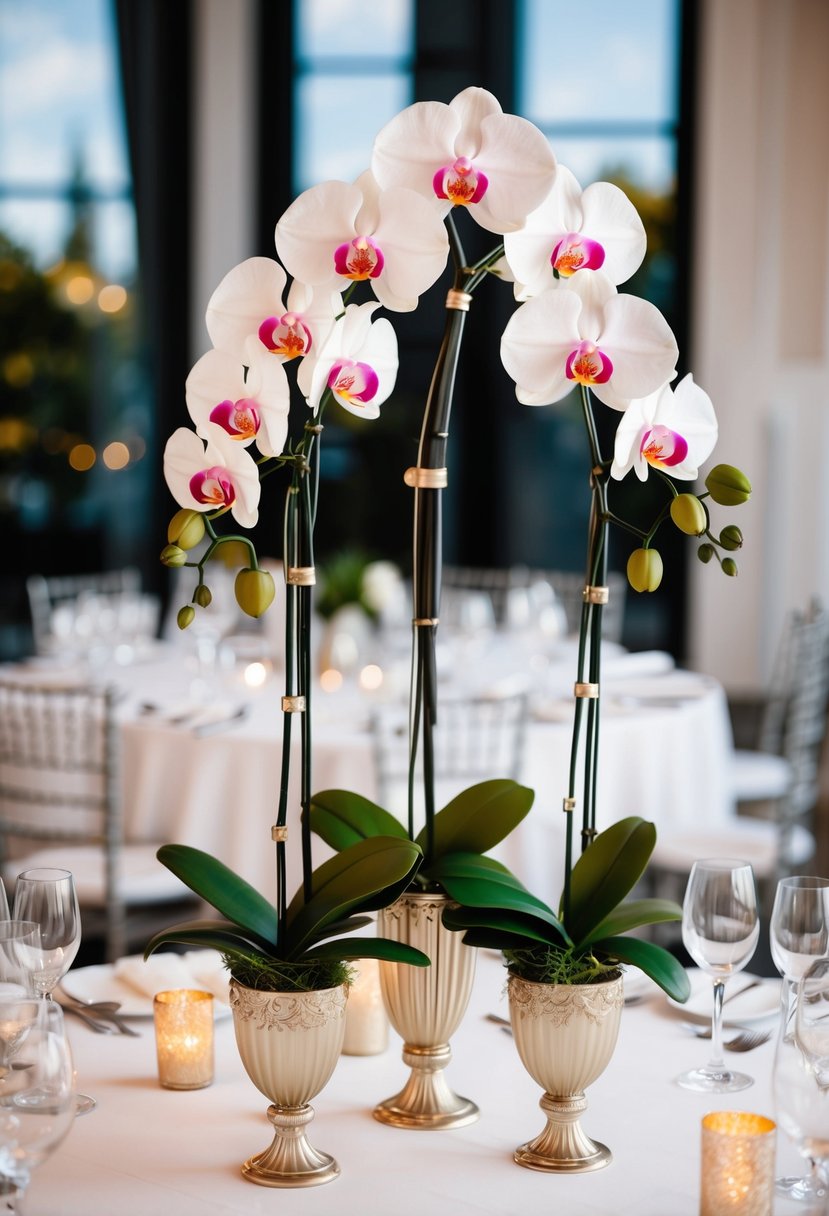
(113, 950, 230, 1004)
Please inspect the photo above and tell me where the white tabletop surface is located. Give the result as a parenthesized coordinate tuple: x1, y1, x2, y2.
(37, 951, 804, 1216)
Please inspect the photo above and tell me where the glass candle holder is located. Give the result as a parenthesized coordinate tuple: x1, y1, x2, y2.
(700, 1111, 776, 1216)
(342, 958, 388, 1056)
(153, 989, 214, 1090)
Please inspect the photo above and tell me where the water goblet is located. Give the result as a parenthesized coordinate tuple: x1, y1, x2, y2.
(0, 922, 42, 997)
(12, 870, 80, 999)
(773, 956, 829, 1212)
(675, 858, 760, 1092)
(770, 876, 829, 1202)
(0, 1000, 76, 1212)
(12, 871, 93, 1115)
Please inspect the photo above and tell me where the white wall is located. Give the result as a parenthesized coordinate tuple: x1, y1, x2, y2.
(688, 0, 829, 692)
(190, 0, 257, 361)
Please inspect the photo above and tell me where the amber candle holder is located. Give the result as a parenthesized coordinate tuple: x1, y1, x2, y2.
(153, 989, 214, 1090)
(700, 1111, 776, 1216)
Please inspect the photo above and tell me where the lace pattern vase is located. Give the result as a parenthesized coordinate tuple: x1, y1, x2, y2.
(374, 891, 478, 1129)
(229, 980, 347, 1187)
(508, 971, 623, 1172)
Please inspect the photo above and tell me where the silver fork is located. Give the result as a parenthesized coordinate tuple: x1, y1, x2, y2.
(682, 1022, 772, 1052)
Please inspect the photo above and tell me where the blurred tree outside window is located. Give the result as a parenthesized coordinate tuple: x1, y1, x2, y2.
(0, 0, 148, 656)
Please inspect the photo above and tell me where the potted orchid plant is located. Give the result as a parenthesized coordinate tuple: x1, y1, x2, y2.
(147, 85, 751, 1168)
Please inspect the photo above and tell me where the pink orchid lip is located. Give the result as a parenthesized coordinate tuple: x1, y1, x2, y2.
(189, 465, 236, 506)
(333, 236, 385, 282)
(209, 398, 260, 441)
(551, 233, 606, 277)
(640, 425, 689, 468)
(259, 313, 312, 359)
(565, 340, 614, 386)
(432, 156, 489, 206)
(327, 359, 379, 404)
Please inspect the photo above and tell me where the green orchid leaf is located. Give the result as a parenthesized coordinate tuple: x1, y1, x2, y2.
(302, 937, 430, 966)
(440, 899, 568, 943)
(307, 789, 408, 849)
(436, 865, 571, 943)
(458, 926, 534, 952)
(283, 837, 421, 959)
(566, 818, 656, 944)
(144, 920, 271, 965)
(425, 852, 514, 882)
(156, 845, 278, 947)
(592, 934, 691, 1002)
(304, 914, 375, 943)
(579, 898, 683, 948)
(414, 779, 534, 858)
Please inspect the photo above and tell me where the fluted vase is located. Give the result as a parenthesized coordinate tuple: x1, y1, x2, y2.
(508, 971, 623, 1172)
(229, 980, 348, 1187)
(374, 891, 478, 1129)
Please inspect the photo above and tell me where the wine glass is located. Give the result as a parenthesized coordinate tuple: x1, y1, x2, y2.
(12, 870, 80, 999)
(0, 923, 42, 997)
(675, 858, 760, 1092)
(12, 871, 93, 1116)
(0, 994, 41, 1071)
(769, 876, 829, 1203)
(0, 999, 76, 1212)
(774, 956, 829, 1212)
(0, 880, 10, 921)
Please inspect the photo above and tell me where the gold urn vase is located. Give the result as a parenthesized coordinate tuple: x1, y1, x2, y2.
(229, 980, 347, 1187)
(374, 891, 478, 1129)
(507, 971, 623, 1172)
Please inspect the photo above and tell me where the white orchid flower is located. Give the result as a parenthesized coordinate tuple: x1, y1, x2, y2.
(205, 256, 340, 363)
(500, 272, 678, 411)
(163, 422, 261, 528)
(372, 86, 556, 235)
(304, 302, 398, 420)
(503, 165, 647, 297)
(274, 171, 448, 314)
(610, 374, 718, 482)
(185, 342, 290, 459)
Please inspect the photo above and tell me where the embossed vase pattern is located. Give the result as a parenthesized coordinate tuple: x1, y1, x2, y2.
(375, 891, 478, 1128)
(508, 972, 623, 1172)
(229, 981, 347, 1187)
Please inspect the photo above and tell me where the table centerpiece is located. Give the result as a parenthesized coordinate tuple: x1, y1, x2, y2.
(148, 84, 751, 1169)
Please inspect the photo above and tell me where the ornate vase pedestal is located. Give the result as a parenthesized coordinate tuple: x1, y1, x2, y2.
(375, 891, 478, 1130)
(229, 980, 347, 1187)
(507, 971, 623, 1172)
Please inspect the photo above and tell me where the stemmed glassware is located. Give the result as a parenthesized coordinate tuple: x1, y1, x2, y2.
(12, 870, 80, 999)
(0, 923, 42, 997)
(770, 875, 829, 1203)
(774, 955, 829, 1213)
(12, 870, 93, 1115)
(676, 858, 760, 1092)
(0, 998, 76, 1212)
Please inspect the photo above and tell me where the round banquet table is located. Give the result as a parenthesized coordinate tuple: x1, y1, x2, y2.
(4, 637, 736, 907)
(38, 949, 804, 1216)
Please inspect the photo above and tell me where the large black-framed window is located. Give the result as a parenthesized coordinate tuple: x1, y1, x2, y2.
(260, 0, 696, 652)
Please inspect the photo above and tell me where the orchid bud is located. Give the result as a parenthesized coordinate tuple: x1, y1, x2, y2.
(697, 544, 715, 564)
(167, 508, 205, 550)
(215, 540, 250, 570)
(721, 558, 738, 577)
(177, 605, 195, 630)
(235, 568, 275, 617)
(627, 548, 663, 593)
(160, 544, 187, 568)
(193, 584, 212, 608)
(719, 525, 743, 551)
(705, 464, 752, 506)
(670, 494, 707, 536)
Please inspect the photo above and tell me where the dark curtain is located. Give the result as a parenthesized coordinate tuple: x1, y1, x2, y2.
(114, 0, 194, 598)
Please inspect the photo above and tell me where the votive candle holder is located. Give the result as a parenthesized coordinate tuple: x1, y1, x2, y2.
(700, 1110, 776, 1216)
(153, 989, 214, 1090)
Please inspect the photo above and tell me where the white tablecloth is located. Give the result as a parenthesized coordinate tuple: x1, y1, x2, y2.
(38, 951, 802, 1216)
